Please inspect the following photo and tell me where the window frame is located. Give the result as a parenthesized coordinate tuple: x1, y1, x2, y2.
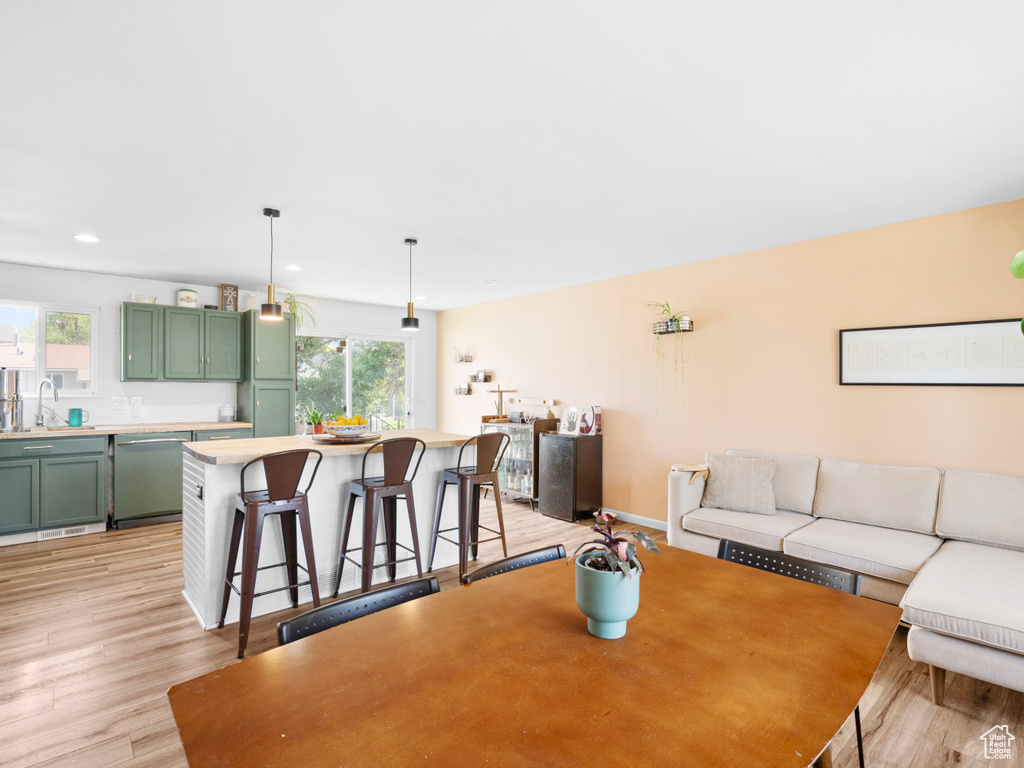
(0, 299, 102, 398)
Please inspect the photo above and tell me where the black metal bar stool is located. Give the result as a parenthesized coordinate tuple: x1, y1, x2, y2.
(427, 431, 511, 579)
(335, 437, 427, 595)
(218, 449, 323, 659)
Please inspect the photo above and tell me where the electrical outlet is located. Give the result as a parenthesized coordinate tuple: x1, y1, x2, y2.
(130, 396, 142, 416)
(112, 397, 128, 409)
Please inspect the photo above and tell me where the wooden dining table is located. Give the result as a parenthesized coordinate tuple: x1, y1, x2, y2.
(168, 545, 902, 767)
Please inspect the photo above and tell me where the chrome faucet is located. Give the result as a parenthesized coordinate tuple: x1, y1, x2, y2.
(36, 378, 59, 427)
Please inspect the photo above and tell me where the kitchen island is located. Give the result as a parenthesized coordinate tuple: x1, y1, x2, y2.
(180, 428, 471, 629)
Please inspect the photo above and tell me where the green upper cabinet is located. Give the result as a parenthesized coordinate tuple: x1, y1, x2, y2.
(164, 307, 205, 380)
(122, 303, 243, 382)
(121, 303, 162, 381)
(247, 310, 295, 380)
(204, 311, 243, 381)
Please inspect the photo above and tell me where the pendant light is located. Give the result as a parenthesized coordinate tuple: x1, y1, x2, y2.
(260, 207, 283, 321)
(401, 237, 419, 332)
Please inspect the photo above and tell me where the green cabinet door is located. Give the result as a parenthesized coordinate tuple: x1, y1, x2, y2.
(252, 383, 296, 438)
(0, 459, 39, 534)
(39, 455, 106, 527)
(121, 303, 161, 381)
(205, 311, 242, 381)
(164, 307, 205, 380)
(251, 311, 295, 380)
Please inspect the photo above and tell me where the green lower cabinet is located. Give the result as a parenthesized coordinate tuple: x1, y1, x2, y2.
(0, 460, 39, 534)
(40, 455, 106, 527)
(252, 384, 296, 438)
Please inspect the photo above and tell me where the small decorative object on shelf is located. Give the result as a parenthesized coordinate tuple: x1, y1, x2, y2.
(572, 510, 661, 639)
(454, 384, 471, 396)
(221, 284, 239, 311)
(648, 300, 693, 334)
(468, 371, 492, 383)
(129, 294, 157, 304)
(177, 288, 199, 308)
(452, 346, 473, 363)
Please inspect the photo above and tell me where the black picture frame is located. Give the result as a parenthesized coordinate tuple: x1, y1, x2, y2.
(839, 318, 1024, 386)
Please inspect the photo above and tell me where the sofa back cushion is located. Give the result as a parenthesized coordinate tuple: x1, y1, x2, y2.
(813, 458, 940, 534)
(936, 469, 1024, 552)
(726, 449, 819, 514)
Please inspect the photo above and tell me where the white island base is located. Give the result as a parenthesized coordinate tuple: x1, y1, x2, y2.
(180, 429, 471, 629)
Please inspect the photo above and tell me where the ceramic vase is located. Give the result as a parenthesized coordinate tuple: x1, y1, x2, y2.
(574, 554, 641, 639)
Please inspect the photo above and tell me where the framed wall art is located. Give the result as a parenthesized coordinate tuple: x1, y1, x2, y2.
(220, 284, 238, 311)
(839, 318, 1024, 386)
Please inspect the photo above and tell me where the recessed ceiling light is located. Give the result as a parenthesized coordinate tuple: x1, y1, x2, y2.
(73, 233, 99, 243)
(483, 279, 498, 284)
(415, 296, 427, 301)
(285, 264, 301, 271)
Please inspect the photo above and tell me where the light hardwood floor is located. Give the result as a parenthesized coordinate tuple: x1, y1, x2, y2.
(0, 502, 1021, 768)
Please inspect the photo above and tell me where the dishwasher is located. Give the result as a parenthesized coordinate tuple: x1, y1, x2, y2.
(113, 431, 192, 526)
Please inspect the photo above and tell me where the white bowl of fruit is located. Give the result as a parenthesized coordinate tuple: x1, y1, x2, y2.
(324, 415, 369, 437)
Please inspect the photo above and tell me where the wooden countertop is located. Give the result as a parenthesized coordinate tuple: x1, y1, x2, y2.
(182, 428, 471, 465)
(0, 421, 252, 440)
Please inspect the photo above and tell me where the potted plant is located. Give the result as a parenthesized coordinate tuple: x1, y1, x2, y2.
(1012, 250, 1024, 335)
(571, 510, 661, 639)
(306, 406, 324, 434)
(648, 300, 693, 403)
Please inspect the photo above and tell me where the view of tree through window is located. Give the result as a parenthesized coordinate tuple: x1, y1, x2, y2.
(296, 336, 407, 430)
(0, 305, 95, 393)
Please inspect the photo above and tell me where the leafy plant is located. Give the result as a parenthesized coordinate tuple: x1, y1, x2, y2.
(1012, 250, 1024, 335)
(648, 300, 692, 405)
(283, 293, 317, 329)
(305, 406, 323, 426)
(570, 510, 661, 578)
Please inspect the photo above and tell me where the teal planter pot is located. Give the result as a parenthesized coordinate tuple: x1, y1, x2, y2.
(574, 554, 641, 639)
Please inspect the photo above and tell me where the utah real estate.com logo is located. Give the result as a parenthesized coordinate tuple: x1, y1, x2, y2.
(980, 725, 1015, 760)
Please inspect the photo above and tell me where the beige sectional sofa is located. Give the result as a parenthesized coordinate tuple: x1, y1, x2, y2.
(667, 450, 1024, 705)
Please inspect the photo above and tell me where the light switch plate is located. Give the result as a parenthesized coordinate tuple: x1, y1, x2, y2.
(111, 397, 128, 409)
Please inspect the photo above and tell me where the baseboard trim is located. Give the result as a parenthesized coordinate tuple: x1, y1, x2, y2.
(603, 507, 668, 532)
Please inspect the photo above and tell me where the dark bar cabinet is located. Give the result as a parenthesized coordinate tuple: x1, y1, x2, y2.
(538, 433, 602, 521)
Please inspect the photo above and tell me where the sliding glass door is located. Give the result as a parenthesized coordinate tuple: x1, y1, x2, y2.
(296, 335, 409, 430)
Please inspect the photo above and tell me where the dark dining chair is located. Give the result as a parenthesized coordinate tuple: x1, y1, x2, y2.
(427, 431, 511, 579)
(460, 544, 566, 585)
(336, 437, 427, 595)
(717, 540, 865, 768)
(218, 449, 323, 658)
(277, 577, 440, 646)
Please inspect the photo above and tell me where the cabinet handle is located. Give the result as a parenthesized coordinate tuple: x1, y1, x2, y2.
(255, 400, 260, 407)
(23, 445, 54, 450)
(128, 354, 132, 361)
(207, 435, 233, 440)
(256, 356, 261, 364)
(119, 438, 189, 446)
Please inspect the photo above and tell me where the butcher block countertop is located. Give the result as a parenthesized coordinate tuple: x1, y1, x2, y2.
(0, 421, 252, 440)
(183, 428, 471, 465)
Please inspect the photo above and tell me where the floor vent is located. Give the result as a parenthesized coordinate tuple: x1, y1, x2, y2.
(37, 526, 88, 542)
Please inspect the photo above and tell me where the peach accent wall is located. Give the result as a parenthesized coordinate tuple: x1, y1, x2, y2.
(437, 199, 1024, 526)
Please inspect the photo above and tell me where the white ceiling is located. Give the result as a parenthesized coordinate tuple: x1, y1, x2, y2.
(2, 1, 1023, 311)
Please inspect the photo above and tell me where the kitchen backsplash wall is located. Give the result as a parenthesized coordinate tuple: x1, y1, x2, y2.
(0, 262, 437, 429)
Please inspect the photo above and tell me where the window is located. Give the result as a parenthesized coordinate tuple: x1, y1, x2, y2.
(0, 303, 100, 395)
(297, 334, 409, 430)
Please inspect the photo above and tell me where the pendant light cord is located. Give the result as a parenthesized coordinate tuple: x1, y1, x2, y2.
(269, 216, 275, 285)
(408, 241, 413, 303)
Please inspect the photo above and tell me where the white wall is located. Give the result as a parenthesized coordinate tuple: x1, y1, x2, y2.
(0, 262, 437, 428)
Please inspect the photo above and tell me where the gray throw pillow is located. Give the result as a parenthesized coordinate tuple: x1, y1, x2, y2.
(702, 453, 777, 516)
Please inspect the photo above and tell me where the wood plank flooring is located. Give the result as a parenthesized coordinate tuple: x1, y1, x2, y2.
(1, 502, 1021, 767)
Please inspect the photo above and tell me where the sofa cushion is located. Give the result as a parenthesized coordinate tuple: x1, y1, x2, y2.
(702, 453, 776, 516)
(813, 458, 940, 534)
(901, 541, 1024, 654)
(936, 469, 1024, 552)
(683, 507, 814, 551)
(726, 449, 819, 515)
(783, 518, 942, 585)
